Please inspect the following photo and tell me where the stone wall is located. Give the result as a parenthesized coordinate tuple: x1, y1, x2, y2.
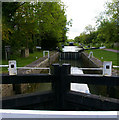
(81, 52, 119, 99)
(81, 52, 103, 74)
(81, 52, 103, 67)
(20, 52, 59, 74)
(0, 84, 14, 98)
(81, 52, 119, 76)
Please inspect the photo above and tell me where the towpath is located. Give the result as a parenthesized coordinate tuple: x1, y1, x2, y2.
(104, 49, 119, 53)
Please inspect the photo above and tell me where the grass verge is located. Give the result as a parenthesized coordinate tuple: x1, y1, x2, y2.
(1, 51, 44, 73)
(86, 49, 119, 67)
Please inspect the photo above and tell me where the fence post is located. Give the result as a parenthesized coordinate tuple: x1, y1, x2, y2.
(103, 61, 112, 76)
(52, 63, 60, 110)
(9, 60, 21, 94)
(52, 63, 71, 110)
(61, 64, 71, 110)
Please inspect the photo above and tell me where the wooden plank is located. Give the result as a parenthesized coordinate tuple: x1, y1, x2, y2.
(66, 91, 119, 110)
(1, 74, 54, 84)
(1, 91, 54, 109)
(52, 64, 71, 110)
(68, 75, 119, 86)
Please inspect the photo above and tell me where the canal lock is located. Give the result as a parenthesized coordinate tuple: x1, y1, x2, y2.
(3, 48, 119, 100)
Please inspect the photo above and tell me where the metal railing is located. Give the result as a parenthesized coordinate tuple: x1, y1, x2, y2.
(0, 65, 9, 67)
(76, 68, 103, 70)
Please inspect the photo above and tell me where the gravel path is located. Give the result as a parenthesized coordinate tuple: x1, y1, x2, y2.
(104, 49, 119, 53)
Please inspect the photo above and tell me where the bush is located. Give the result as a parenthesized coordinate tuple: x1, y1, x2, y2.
(104, 43, 114, 49)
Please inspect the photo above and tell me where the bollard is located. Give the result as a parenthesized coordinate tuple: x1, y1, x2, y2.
(9, 60, 21, 94)
(9, 60, 17, 75)
(103, 61, 112, 76)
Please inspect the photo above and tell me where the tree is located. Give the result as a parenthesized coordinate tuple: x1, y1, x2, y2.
(105, 0, 118, 21)
(84, 25, 95, 34)
(2, 2, 69, 57)
(36, 2, 68, 49)
(74, 0, 118, 47)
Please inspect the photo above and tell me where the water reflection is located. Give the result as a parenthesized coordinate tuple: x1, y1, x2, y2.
(62, 46, 82, 52)
(61, 46, 90, 94)
(59, 59, 90, 94)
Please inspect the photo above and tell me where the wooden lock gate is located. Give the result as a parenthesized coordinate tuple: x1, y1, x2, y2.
(1, 64, 119, 111)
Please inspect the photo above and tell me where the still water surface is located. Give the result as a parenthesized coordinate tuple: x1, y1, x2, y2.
(62, 46, 90, 94)
(25, 46, 90, 94)
(59, 59, 90, 94)
(61, 46, 119, 99)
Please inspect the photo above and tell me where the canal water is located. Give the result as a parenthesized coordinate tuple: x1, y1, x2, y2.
(61, 46, 119, 99)
(61, 46, 90, 94)
(21, 46, 90, 94)
(58, 59, 90, 94)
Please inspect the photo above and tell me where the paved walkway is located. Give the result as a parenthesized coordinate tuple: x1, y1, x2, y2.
(104, 49, 119, 53)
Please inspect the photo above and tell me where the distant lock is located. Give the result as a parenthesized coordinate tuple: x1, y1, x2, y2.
(9, 60, 17, 75)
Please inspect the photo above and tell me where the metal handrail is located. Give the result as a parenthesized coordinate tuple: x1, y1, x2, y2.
(0, 65, 50, 74)
(17, 67, 50, 70)
(113, 66, 119, 68)
(77, 68, 103, 70)
(0, 65, 9, 67)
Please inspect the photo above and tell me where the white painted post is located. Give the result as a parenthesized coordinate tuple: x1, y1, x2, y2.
(43, 51, 49, 59)
(9, 60, 17, 75)
(43, 51, 45, 57)
(103, 61, 112, 76)
(47, 51, 49, 59)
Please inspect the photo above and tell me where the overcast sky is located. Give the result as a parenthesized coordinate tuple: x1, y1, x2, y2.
(62, 0, 112, 39)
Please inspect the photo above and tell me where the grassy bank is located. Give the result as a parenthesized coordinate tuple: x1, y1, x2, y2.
(86, 49, 119, 66)
(1, 51, 44, 73)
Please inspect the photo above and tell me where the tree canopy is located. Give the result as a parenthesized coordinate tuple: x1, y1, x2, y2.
(74, 0, 118, 48)
(2, 2, 69, 56)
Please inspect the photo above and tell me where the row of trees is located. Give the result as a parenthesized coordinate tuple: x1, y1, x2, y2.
(2, 2, 70, 58)
(74, 0, 118, 48)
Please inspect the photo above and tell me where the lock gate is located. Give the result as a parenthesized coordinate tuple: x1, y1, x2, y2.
(1, 64, 119, 111)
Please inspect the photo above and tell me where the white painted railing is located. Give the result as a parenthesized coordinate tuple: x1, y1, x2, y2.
(0, 65, 9, 67)
(77, 68, 103, 70)
(0, 60, 114, 76)
(113, 66, 119, 68)
(88, 51, 93, 58)
(0, 60, 51, 75)
(43, 50, 50, 58)
(17, 67, 50, 70)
